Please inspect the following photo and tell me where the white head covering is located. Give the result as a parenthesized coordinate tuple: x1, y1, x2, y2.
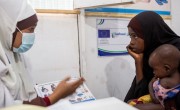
(0, 53, 14, 107)
(0, 0, 37, 107)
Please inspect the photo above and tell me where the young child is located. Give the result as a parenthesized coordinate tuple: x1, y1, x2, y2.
(129, 44, 180, 110)
(148, 44, 180, 110)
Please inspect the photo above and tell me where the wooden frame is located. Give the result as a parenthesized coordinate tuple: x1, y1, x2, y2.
(85, 12, 171, 20)
(36, 9, 80, 14)
(35, 9, 171, 20)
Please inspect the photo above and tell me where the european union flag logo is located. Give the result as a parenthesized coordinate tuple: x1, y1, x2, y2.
(98, 30, 110, 38)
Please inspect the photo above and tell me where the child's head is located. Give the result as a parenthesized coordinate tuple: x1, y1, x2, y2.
(149, 44, 180, 79)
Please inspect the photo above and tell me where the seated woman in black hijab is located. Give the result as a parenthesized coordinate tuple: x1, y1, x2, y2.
(125, 11, 180, 110)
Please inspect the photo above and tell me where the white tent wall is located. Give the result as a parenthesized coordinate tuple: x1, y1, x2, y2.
(24, 13, 80, 84)
(79, 16, 136, 100)
(171, 0, 180, 35)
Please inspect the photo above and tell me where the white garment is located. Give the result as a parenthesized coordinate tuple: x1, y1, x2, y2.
(0, 55, 14, 107)
(0, 0, 37, 108)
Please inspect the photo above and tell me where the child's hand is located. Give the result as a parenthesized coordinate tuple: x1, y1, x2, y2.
(48, 76, 85, 104)
(149, 77, 159, 104)
(150, 95, 159, 104)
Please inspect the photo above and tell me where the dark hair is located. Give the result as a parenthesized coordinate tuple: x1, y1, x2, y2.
(178, 61, 180, 73)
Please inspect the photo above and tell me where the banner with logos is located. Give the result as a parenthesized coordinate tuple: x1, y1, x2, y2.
(97, 19, 130, 56)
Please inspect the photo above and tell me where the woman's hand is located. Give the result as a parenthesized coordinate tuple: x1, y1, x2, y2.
(48, 76, 85, 104)
(126, 45, 143, 63)
(127, 45, 144, 82)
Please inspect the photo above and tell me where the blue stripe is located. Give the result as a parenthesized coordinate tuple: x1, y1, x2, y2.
(98, 50, 128, 56)
(85, 8, 170, 15)
(71, 98, 96, 104)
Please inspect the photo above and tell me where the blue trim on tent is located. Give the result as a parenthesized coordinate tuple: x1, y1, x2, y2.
(85, 8, 170, 15)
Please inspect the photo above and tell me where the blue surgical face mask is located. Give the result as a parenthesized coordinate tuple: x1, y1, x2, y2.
(13, 28, 35, 53)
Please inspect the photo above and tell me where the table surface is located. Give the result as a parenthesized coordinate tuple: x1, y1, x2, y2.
(48, 97, 139, 110)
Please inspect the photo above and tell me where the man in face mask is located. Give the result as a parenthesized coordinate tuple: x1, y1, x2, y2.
(0, 0, 84, 108)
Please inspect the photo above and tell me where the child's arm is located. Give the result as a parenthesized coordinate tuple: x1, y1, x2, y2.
(149, 77, 159, 104)
(134, 103, 164, 110)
